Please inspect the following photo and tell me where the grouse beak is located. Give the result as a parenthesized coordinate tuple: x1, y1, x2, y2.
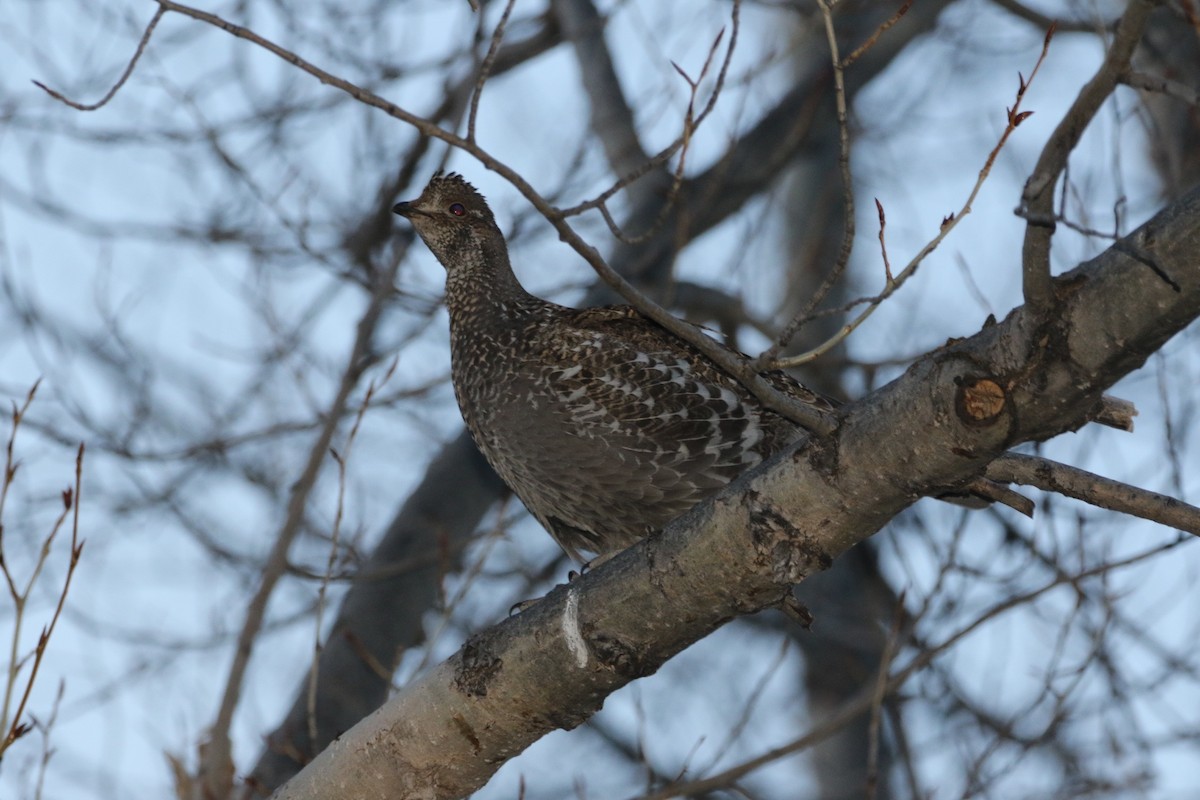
(392, 201, 415, 218)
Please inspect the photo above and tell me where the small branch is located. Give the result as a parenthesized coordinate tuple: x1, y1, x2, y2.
(841, 0, 913, 68)
(962, 478, 1035, 517)
(1122, 69, 1200, 109)
(199, 239, 399, 798)
(585, 3, 738, 246)
(865, 595, 907, 800)
(1092, 394, 1137, 432)
(467, 0, 518, 144)
(1, 429, 84, 758)
(875, 198, 894, 285)
(986, 453, 1200, 536)
(555, 0, 740, 235)
(635, 536, 1180, 800)
(769, 26, 1054, 370)
(815, 0, 855, 292)
(1018, 1, 1155, 313)
(33, 7, 165, 111)
(757, 0, 856, 365)
(307, 362, 395, 746)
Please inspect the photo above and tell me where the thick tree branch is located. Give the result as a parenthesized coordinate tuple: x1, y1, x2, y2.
(273, 186, 1200, 800)
(986, 453, 1200, 536)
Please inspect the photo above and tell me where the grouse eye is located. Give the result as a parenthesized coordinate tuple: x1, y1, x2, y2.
(449, 202, 466, 217)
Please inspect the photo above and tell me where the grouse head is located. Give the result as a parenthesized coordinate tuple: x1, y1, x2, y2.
(392, 173, 502, 273)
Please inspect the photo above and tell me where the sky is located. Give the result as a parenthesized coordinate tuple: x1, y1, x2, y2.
(1, 0, 1197, 798)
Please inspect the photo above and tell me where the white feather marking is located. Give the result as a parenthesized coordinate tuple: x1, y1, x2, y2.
(562, 587, 588, 668)
(741, 415, 763, 449)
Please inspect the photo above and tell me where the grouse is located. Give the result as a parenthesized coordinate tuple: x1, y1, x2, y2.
(393, 172, 836, 562)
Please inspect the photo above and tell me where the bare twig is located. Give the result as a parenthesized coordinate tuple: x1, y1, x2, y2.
(1017, 1, 1155, 313)
(962, 478, 1035, 517)
(588, 4, 739, 245)
(467, 0, 518, 143)
(1, 417, 85, 759)
(555, 0, 740, 234)
(1093, 394, 1138, 432)
(551, 0, 648, 176)
(842, 0, 913, 68)
(307, 361, 397, 745)
(866, 594, 907, 800)
(198, 240, 398, 798)
(633, 537, 1184, 800)
(770, 25, 1055, 369)
(32, 680, 65, 800)
(32, 7, 165, 111)
(757, 0, 856, 366)
(986, 453, 1200, 536)
(988, 0, 1119, 34)
(875, 198, 894, 285)
(1122, 69, 1200, 109)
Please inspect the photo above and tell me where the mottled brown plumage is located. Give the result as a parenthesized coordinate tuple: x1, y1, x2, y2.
(393, 173, 834, 561)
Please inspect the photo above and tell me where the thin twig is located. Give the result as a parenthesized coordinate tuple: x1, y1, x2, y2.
(770, 24, 1055, 369)
(2, 438, 84, 756)
(198, 230, 398, 797)
(988, 0, 1121, 34)
(32, 7, 165, 111)
(32, 680, 65, 800)
(875, 198, 894, 285)
(556, 0, 740, 226)
(467, 0, 518, 144)
(552, 0, 648, 177)
(865, 593, 907, 800)
(841, 0, 912, 68)
(756, 0, 855, 367)
(586, 1, 740, 245)
(307, 360, 397, 745)
(632, 536, 1185, 800)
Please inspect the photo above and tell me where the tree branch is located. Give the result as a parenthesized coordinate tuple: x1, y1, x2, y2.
(1018, 0, 1157, 313)
(986, 453, 1200, 536)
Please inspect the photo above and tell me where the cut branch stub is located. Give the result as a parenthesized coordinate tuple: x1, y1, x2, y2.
(955, 376, 1007, 426)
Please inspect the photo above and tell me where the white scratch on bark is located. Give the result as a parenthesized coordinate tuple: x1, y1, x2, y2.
(562, 587, 587, 668)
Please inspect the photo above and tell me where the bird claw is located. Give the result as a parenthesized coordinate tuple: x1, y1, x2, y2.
(508, 566, 588, 616)
(509, 597, 541, 616)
